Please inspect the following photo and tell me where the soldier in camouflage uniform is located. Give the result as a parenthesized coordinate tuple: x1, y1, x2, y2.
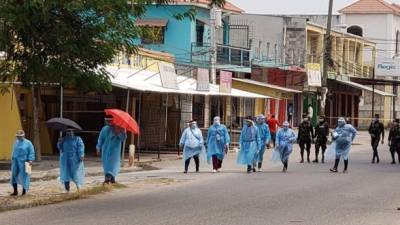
(297, 115, 314, 163)
(388, 119, 400, 164)
(313, 116, 329, 163)
(368, 114, 384, 164)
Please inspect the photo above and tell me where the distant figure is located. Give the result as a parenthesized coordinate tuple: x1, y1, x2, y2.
(288, 104, 294, 125)
(57, 129, 85, 193)
(254, 114, 271, 172)
(267, 114, 280, 148)
(276, 121, 297, 173)
(313, 116, 329, 163)
(96, 115, 127, 184)
(207, 116, 230, 173)
(298, 115, 314, 163)
(307, 104, 314, 122)
(388, 119, 400, 164)
(237, 117, 261, 173)
(368, 114, 384, 164)
(330, 117, 357, 173)
(180, 120, 205, 173)
(10, 130, 35, 196)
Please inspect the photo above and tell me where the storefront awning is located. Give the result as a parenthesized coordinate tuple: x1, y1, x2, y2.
(232, 78, 302, 99)
(333, 79, 395, 97)
(135, 19, 168, 27)
(107, 66, 270, 99)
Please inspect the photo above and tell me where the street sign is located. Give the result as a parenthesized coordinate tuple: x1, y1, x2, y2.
(220, 71, 232, 93)
(196, 68, 210, 91)
(375, 58, 400, 77)
(158, 63, 178, 89)
(306, 63, 322, 87)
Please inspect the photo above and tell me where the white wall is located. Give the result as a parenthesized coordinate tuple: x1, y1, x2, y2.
(344, 14, 395, 58)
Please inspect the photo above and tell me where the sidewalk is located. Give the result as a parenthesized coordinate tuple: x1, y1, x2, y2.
(0, 153, 180, 184)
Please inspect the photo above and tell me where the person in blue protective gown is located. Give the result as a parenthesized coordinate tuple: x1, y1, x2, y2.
(237, 117, 262, 173)
(276, 121, 297, 173)
(206, 116, 230, 173)
(10, 130, 35, 196)
(254, 114, 271, 172)
(180, 120, 205, 173)
(57, 129, 85, 192)
(330, 117, 357, 173)
(96, 116, 127, 184)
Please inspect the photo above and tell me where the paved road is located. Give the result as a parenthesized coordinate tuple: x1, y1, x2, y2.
(1, 132, 400, 225)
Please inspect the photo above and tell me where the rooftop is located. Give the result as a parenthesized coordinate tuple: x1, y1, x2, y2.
(339, 0, 400, 15)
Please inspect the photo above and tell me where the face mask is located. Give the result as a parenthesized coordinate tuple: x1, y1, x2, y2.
(66, 131, 74, 137)
(247, 122, 252, 127)
(338, 121, 345, 127)
(214, 119, 221, 125)
(190, 124, 197, 129)
(283, 126, 289, 131)
(17, 137, 24, 141)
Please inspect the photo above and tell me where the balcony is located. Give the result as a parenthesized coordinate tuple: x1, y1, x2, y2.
(190, 42, 251, 68)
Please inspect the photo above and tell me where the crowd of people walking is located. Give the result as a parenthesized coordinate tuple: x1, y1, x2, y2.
(8, 112, 399, 196)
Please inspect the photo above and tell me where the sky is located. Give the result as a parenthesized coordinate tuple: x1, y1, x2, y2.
(229, 0, 400, 15)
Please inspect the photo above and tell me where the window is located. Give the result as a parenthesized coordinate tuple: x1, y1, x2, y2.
(196, 20, 205, 46)
(347, 25, 363, 37)
(141, 26, 165, 45)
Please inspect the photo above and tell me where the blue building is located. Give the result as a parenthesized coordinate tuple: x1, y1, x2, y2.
(134, 1, 250, 72)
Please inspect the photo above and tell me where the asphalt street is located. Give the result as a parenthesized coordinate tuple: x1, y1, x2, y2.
(1, 131, 400, 225)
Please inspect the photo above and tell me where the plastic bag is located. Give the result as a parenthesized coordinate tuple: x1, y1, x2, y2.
(324, 141, 337, 161)
(270, 148, 282, 163)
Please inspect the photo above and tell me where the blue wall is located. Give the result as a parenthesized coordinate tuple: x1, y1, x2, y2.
(136, 6, 212, 64)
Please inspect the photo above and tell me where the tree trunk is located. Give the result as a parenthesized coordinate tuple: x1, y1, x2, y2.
(31, 86, 42, 161)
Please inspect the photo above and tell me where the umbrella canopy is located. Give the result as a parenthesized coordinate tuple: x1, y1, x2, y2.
(46, 117, 82, 131)
(105, 109, 140, 135)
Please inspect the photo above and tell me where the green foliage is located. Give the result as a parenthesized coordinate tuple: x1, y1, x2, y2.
(0, 0, 225, 93)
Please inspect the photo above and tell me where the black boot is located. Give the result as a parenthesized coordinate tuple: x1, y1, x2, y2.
(300, 151, 304, 163)
(376, 152, 380, 164)
(391, 151, 396, 164)
(343, 160, 349, 173)
(110, 176, 116, 184)
(247, 165, 252, 173)
(330, 159, 340, 172)
(22, 188, 26, 196)
(321, 149, 326, 163)
(307, 150, 311, 163)
(64, 182, 70, 192)
(282, 161, 288, 173)
(313, 149, 319, 163)
(10, 183, 18, 196)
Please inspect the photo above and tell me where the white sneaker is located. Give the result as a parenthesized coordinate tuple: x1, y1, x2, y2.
(63, 190, 70, 194)
(216, 169, 221, 173)
(258, 168, 263, 172)
(212, 169, 217, 173)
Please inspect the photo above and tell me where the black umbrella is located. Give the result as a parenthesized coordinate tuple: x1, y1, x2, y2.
(46, 117, 82, 131)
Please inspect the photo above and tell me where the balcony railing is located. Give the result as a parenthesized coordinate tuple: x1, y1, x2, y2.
(190, 42, 251, 68)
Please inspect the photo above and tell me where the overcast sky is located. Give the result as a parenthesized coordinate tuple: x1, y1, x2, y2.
(229, 0, 400, 14)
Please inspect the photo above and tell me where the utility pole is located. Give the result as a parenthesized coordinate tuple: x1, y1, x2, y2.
(210, 5, 218, 85)
(320, 0, 334, 116)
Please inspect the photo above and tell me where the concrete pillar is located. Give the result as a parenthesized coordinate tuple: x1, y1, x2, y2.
(224, 96, 232, 127)
(204, 95, 210, 128)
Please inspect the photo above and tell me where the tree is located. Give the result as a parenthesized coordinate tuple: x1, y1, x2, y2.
(0, 0, 225, 160)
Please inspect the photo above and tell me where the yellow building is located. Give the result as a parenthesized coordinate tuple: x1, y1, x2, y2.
(306, 22, 393, 127)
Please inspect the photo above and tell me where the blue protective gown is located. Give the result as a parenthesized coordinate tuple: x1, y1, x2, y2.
(10, 139, 35, 190)
(206, 124, 230, 164)
(57, 135, 85, 186)
(180, 127, 205, 162)
(96, 125, 127, 177)
(276, 128, 297, 163)
(333, 124, 357, 160)
(255, 123, 271, 163)
(237, 125, 262, 166)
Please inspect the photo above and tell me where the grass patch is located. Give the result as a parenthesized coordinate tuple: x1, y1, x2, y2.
(0, 183, 127, 213)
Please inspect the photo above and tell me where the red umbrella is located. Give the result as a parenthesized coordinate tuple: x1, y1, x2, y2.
(104, 109, 140, 135)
